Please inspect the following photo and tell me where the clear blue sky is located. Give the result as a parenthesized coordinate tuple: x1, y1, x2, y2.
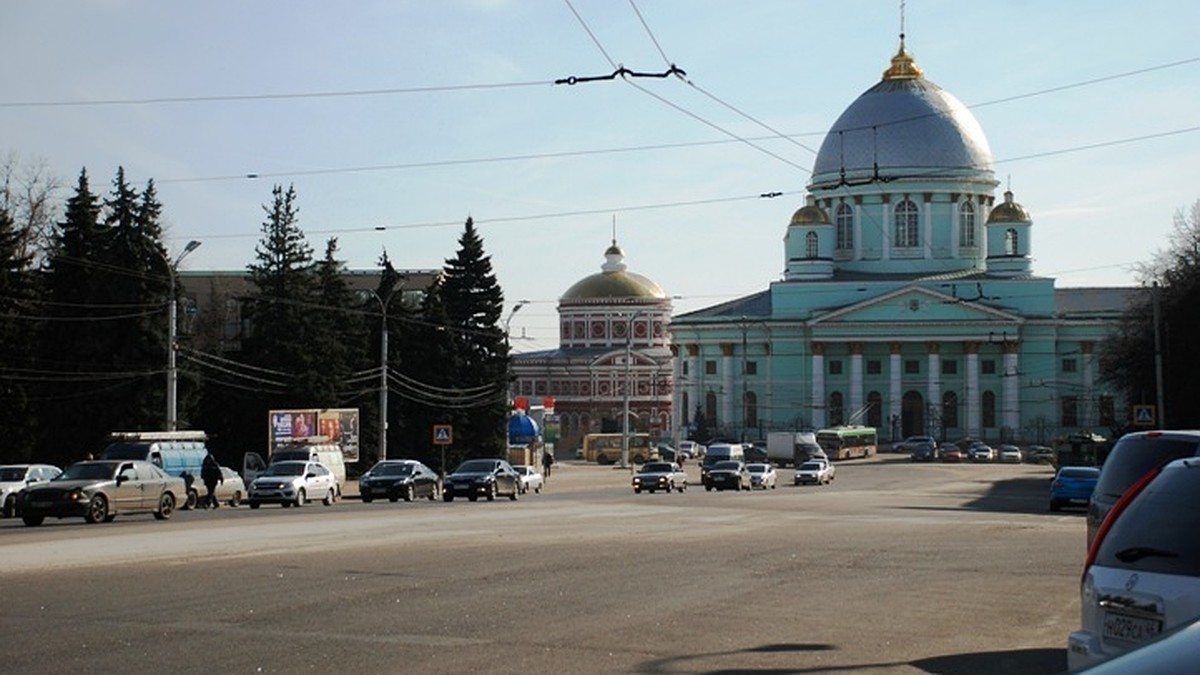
(4, 1, 1198, 353)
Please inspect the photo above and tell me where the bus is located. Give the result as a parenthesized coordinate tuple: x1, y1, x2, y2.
(582, 433, 659, 465)
(815, 426, 878, 460)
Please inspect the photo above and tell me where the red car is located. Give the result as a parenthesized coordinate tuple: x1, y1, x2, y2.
(941, 448, 965, 463)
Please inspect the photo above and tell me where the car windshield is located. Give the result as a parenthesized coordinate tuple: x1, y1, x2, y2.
(712, 461, 741, 471)
(641, 463, 672, 473)
(455, 460, 497, 473)
(800, 462, 823, 471)
(0, 467, 29, 481)
(374, 463, 414, 477)
(748, 465, 767, 474)
(263, 462, 306, 477)
(59, 462, 118, 480)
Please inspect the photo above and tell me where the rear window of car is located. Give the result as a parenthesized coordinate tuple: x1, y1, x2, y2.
(1095, 434, 1200, 500)
(1094, 460, 1200, 577)
(712, 461, 740, 470)
(1059, 468, 1100, 479)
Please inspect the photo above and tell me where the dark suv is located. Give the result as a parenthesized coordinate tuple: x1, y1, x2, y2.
(1087, 430, 1200, 546)
(1068, 458, 1200, 670)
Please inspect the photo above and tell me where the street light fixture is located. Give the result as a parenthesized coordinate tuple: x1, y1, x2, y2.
(622, 309, 646, 469)
(166, 239, 202, 431)
(363, 285, 405, 462)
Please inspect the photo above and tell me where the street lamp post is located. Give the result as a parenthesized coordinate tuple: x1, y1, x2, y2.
(364, 288, 402, 462)
(622, 310, 646, 469)
(166, 240, 201, 431)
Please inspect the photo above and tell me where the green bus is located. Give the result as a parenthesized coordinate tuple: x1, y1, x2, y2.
(815, 426, 878, 460)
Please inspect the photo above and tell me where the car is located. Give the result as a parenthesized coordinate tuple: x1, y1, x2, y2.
(909, 443, 939, 462)
(746, 463, 777, 490)
(1049, 466, 1100, 512)
(702, 460, 751, 491)
(442, 458, 520, 502)
(513, 465, 544, 494)
(247, 460, 337, 508)
(358, 460, 441, 502)
(632, 461, 688, 494)
(744, 443, 770, 464)
(1067, 457, 1200, 671)
(677, 440, 704, 459)
(17, 460, 183, 526)
(1025, 445, 1056, 464)
(202, 466, 247, 508)
(997, 444, 1022, 463)
(0, 463, 62, 517)
(941, 447, 965, 463)
(1086, 430, 1200, 546)
(967, 443, 994, 462)
(794, 459, 835, 485)
(893, 435, 935, 453)
(1075, 618, 1200, 675)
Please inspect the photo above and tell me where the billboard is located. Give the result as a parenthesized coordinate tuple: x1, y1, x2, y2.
(269, 408, 360, 462)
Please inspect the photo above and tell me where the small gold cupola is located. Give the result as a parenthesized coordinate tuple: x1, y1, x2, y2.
(883, 37, 923, 81)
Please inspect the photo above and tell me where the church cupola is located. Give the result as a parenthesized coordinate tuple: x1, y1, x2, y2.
(784, 195, 834, 280)
(985, 189, 1033, 277)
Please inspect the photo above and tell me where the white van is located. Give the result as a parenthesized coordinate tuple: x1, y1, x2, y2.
(702, 443, 745, 468)
(244, 444, 346, 499)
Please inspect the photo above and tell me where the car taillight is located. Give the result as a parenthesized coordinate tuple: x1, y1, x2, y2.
(1082, 464, 1163, 581)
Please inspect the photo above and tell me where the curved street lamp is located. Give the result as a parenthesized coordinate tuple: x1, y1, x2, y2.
(166, 240, 202, 431)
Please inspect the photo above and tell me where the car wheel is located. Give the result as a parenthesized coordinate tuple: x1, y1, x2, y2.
(230, 491, 242, 508)
(22, 515, 43, 526)
(154, 492, 175, 520)
(468, 495, 478, 502)
(535, 485, 541, 494)
(634, 487, 642, 494)
(705, 486, 712, 492)
(295, 488, 306, 507)
(362, 494, 374, 503)
(282, 501, 291, 508)
(429, 484, 441, 501)
(444, 492, 454, 502)
(404, 484, 415, 502)
(509, 483, 519, 501)
(771, 482, 777, 490)
(486, 483, 497, 502)
(679, 482, 687, 492)
(667, 481, 674, 493)
(249, 501, 260, 509)
(3, 494, 15, 517)
(185, 488, 198, 510)
(84, 494, 108, 524)
(1050, 500, 1061, 512)
(104, 514, 116, 522)
(323, 489, 335, 506)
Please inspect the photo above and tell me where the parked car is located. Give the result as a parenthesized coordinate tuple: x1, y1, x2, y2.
(1050, 466, 1100, 512)
(794, 459, 835, 485)
(0, 463, 61, 517)
(513, 465, 544, 495)
(893, 435, 935, 453)
(1025, 445, 1056, 464)
(204, 466, 247, 508)
(17, 460, 183, 526)
(910, 444, 939, 462)
(1074, 618, 1200, 675)
(1067, 457, 1200, 671)
(1087, 430, 1200, 546)
(247, 460, 337, 508)
(358, 460, 441, 502)
(702, 460, 751, 491)
(941, 447, 965, 463)
(967, 443, 994, 462)
(997, 444, 1023, 463)
(632, 461, 688, 494)
(677, 440, 705, 459)
(744, 443, 769, 464)
(442, 458, 520, 502)
(746, 463, 777, 490)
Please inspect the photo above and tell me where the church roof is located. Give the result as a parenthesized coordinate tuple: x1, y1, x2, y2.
(561, 241, 667, 302)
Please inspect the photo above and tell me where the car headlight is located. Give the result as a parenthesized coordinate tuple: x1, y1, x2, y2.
(69, 489, 85, 502)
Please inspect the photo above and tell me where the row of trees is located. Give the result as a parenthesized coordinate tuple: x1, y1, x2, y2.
(0, 162, 512, 469)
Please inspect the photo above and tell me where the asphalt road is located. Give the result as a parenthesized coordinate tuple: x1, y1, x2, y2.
(0, 455, 1083, 674)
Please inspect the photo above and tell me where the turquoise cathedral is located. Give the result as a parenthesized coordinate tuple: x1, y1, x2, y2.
(668, 40, 1139, 445)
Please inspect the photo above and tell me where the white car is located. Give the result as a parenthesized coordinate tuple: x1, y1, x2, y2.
(678, 440, 705, 459)
(1068, 458, 1200, 670)
(794, 459, 835, 485)
(247, 460, 337, 508)
(513, 465, 544, 494)
(997, 445, 1022, 463)
(968, 443, 994, 462)
(0, 464, 62, 517)
(746, 463, 777, 490)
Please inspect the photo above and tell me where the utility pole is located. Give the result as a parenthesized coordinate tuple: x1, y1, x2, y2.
(622, 309, 646, 469)
(166, 240, 201, 431)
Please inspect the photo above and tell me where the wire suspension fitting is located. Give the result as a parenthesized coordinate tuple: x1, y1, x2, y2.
(555, 64, 686, 86)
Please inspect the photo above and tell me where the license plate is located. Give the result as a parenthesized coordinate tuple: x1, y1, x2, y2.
(1103, 611, 1162, 644)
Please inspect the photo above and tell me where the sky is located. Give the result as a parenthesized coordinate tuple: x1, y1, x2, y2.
(3, 0, 1198, 354)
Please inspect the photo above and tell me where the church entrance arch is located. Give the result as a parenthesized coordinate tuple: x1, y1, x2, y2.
(901, 390, 925, 437)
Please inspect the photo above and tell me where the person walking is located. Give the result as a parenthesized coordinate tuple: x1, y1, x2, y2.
(541, 449, 554, 479)
(200, 453, 223, 509)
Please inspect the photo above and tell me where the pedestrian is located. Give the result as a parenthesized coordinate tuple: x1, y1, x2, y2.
(201, 453, 223, 509)
(541, 449, 554, 479)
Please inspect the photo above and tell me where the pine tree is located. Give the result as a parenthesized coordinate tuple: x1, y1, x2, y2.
(0, 202, 37, 461)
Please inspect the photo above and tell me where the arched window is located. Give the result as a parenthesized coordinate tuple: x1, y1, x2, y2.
(836, 203, 854, 250)
(829, 391, 844, 426)
(805, 231, 819, 258)
(943, 391, 959, 430)
(1005, 228, 1019, 255)
(959, 201, 976, 248)
(705, 390, 718, 426)
(894, 199, 919, 248)
(867, 391, 883, 429)
(982, 391, 996, 428)
(743, 391, 758, 430)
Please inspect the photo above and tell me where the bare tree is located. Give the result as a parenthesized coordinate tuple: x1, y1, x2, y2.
(1, 152, 62, 265)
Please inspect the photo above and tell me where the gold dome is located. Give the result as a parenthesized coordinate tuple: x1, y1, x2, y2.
(987, 190, 1032, 223)
(790, 196, 831, 225)
(883, 38, 923, 81)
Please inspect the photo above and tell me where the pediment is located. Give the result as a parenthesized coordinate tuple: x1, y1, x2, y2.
(810, 286, 1023, 325)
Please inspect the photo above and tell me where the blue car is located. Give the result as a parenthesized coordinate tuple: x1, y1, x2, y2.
(1050, 465, 1100, 511)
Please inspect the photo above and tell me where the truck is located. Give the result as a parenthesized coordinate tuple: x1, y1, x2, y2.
(766, 431, 820, 467)
(100, 431, 210, 509)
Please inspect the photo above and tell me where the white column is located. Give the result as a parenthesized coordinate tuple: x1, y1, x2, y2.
(721, 348, 734, 431)
(881, 202, 891, 261)
(1003, 345, 1020, 435)
(923, 196, 933, 260)
(812, 345, 826, 429)
(966, 345, 981, 438)
(671, 349, 683, 445)
(927, 343, 941, 439)
(687, 348, 700, 427)
(854, 202, 863, 261)
(849, 345, 863, 424)
(889, 346, 902, 437)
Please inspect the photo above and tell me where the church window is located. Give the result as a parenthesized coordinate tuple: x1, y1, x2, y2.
(705, 391, 718, 424)
(982, 391, 996, 427)
(829, 360, 843, 375)
(959, 201, 976, 247)
(836, 203, 854, 250)
(829, 391, 844, 426)
(942, 359, 958, 375)
(612, 320, 627, 338)
(981, 360, 996, 375)
(1062, 358, 1077, 373)
(866, 359, 882, 375)
(561, 321, 570, 339)
(745, 361, 757, 375)
(1005, 228, 1019, 255)
(942, 391, 959, 429)
(805, 231, 819, 258)
(705, 360, 717, 375)
(682, 361, 689, 375)
(904, 359, 920, 375)
(894, 199, 919, 248)
(1061, 395, 1079, 427)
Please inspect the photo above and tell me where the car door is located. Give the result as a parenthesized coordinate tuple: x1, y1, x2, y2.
(243, 452, 267, 487)
(112, 462, 145, 511)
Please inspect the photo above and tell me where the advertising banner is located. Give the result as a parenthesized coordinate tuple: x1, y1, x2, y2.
(268, 408, 360, 462)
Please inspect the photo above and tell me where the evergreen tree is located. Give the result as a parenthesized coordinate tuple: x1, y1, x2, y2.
(304, 237, 362, 407)
(439, 217, 508, 457)
(0, 202, 37, 461)
(394, 273, 460, 470)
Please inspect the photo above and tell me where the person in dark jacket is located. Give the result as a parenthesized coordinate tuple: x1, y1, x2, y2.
(200, 453, 223, 509)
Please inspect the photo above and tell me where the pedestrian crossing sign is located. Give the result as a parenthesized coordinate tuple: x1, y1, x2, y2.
(433, 424, 453, 445)
(1132, 405, 1155, 427)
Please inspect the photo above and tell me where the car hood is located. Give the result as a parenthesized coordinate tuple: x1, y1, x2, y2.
(252, 476, 302, 487)
(25, 479, 110, 493)
(635, 471, 674, 479)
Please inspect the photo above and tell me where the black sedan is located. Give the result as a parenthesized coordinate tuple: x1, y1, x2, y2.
(442, 459, 520, 502)
(17, 460, 184, 526)
(702, 460, 752, 492)
(358, 460, 441, 503)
